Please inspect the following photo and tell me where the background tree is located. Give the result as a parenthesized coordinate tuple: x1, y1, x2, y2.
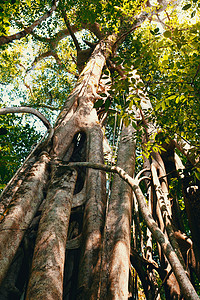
(0, 113, 41, 190)
(0, 0, 200, 299)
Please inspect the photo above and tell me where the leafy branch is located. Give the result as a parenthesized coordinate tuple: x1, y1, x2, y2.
(0, 0, 58, 47)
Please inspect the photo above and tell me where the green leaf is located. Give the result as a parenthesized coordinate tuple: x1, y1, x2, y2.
(177, 42, 182, 49)
(195, 171, 200, 181)
(162, 60, 168, 66)
(155, 102, 161, 111)
(104, 98, 110, 112)
(167, 95, 177, 100)
(94, 99, 103, 108)
(129, 100, 133, 109)
(137, 82, 144, 88)
(131, 78, 136, 84)
(174, 28, 179, 36)
(161, 101, 166, 110)
(191, 10, 196, 17)
(163, 31, 172, 38)
(182, 4, 191, 10)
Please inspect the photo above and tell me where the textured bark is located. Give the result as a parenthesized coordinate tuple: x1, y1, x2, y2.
(52, 35, 117, 159)
(24, 35, 117, 300)
(130, 250, 158, 300)
(138, 89, 184, 298)
(0, 153, 50, 285)
(38, 34, 117, 300)
(98, 124, 136, 299)
(0, 107, 52, 216)
(165, 147, 200, 280)
(131, 186, 199, 300)
(0, 156, 36, 216)
(26, 167, 77, 300)
(77, 123, 106, 299)
(0, 245, 25, 299)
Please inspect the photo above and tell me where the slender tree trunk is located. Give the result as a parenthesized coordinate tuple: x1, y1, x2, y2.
(98, 124, 136, 299)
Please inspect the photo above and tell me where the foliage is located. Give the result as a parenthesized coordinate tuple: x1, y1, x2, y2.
(0, 113, 41, 189)
(110, 9, 200, 156)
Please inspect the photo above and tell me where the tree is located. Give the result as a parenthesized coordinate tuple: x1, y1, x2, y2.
(0, 0, 200, 299)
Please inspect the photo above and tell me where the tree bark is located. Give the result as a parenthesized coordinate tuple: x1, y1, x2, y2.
(26, 167, 77, 299)
(98, 124, 136, 299)
(0, 153, 50, 285)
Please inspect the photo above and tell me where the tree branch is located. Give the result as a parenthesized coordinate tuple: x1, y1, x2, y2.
(0, 106, 52, 130)
(0, 0, 58, 47)
(0, 107, 54, 204)
(26, 50, 61, 72)
(30, 104, 60, 111)
(60, 8, 81, 52)
(25, 46, 78, 78)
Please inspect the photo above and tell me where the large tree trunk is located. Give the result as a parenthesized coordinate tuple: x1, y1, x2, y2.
(0, 36, 116, 300)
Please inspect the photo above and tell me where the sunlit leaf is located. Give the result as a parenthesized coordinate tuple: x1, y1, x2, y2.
(163, 30, 172, 38)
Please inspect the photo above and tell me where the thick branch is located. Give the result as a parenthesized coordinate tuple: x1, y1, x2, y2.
(0, 106, 52, 130)
(0, 0, 58, 47)
(98, 124, 136, 299)
(151, 163, 186, 269)
(0, 107, 53, 213)
(27, 50, 59, 71)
